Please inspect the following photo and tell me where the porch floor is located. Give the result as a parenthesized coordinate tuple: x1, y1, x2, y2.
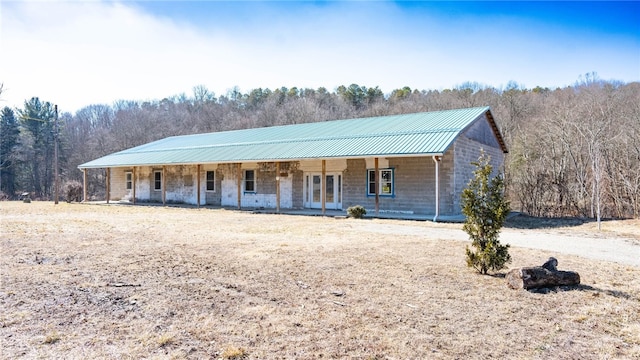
(82, 201, 466, 223)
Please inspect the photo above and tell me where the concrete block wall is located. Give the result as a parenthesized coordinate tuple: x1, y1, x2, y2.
(204, 165, 222, 206)
(292, 170, 304, 209)
(135, 167, 153, 202)
(452, 134, 505, 213)
(216, 162, 295, 209)
(342, 157, 454, 215)
(388, 157, 432, 214)
(163, 165, 200, 204)
(108, 163, 288, 207)
(220, 164, 239, 207)
(464, 114, 501, 149)
(257, 168, 277, 194)
(107, 167, 152, 202)
(433, 153, 456, 215)
(109, 168, 128, 200)
(342, 159, 367, 210)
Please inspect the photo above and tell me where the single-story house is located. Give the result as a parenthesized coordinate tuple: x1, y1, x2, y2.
(78, 106, 507, 220)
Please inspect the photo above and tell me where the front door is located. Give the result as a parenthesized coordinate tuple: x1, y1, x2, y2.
(305, 173, 342, 210)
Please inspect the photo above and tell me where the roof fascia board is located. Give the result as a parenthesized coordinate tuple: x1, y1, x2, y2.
(78, 152, 446, 169)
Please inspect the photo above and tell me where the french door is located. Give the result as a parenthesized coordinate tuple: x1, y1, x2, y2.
(305, 173, 342, 210)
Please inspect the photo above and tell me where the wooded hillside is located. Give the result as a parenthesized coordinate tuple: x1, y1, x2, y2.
(1, 78, 638, 218)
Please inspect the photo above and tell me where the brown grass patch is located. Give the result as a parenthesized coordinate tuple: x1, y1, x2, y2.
(1, 202, 638, 359)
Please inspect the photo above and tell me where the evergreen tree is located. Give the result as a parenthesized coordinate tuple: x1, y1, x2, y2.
(0, 107, 20, 197)
(17, 98, 56, 197)
(462, 151, 511, 274)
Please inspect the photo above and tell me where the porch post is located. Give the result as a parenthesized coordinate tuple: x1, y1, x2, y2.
(132, 166, 136, 204)
(276, 162, 281, 213)
(162, 166, 166, 206)
(237, 163, 242, 209)
(105, 168, 110, 204)
(374, 157, 379, 216)
(433, 156, 441, 222)
(321, 160, 326, 215)
(82, 168, 87, 202)
(196, 164, 201, 208)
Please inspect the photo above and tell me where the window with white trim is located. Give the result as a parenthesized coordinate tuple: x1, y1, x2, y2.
(154, 170, 162, 191)
(206, 171, 215, 192)
(244, 170, 255, 192)
(125, 171, 132, 190)
(367, 168, 394, 196)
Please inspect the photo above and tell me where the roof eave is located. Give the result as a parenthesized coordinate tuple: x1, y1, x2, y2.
(77, 152, 447, 170)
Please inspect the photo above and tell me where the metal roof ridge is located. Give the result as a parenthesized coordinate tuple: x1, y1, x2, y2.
(122, 128, 463, 154)
(155, 106, 491, 139)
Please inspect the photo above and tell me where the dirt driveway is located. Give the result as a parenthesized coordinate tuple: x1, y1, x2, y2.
(348, 219, 640, 267)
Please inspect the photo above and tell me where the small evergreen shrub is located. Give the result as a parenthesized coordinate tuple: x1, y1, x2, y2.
(462, 151, 511, 274)
(347, 205, 367, 219)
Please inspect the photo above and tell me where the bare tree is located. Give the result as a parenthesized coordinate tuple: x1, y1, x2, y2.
(9, 79, 638, 219)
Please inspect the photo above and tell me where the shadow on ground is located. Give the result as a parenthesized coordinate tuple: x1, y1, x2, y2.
(505, 214, 591, 230)
(528, 284, 636, 300)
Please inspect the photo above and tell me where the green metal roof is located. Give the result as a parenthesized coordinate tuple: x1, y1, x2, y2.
(79, 106, 505, 169)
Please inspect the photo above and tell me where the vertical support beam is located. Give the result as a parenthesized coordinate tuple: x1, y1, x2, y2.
(433, 156, 441, 222)
(132, 166, 137, 204)
(374, 157, 379, 216)
(105, 168, 110, 204)
(82, 168, 87, 202)
(276, 162, 281, 213)
(321, 159, 326, 215)
(196, 164, 201, 208)
(162, 166, 166, 206)
(237, 163, 242, 210)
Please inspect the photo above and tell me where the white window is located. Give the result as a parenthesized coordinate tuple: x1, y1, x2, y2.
(125, 172, 132, 190)
(154, 170, 162, 191)
(367, 169, 394, 196)
(206, 171, 215, 192)
(244, 170, 255, 192)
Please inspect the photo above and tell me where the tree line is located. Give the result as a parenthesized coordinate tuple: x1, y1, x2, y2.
(1, 77, 638, 218)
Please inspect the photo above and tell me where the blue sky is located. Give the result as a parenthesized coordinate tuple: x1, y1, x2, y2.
(1, 1, 638, 113)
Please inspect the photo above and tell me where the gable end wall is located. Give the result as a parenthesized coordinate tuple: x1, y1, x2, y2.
(452, 132, 505, 212)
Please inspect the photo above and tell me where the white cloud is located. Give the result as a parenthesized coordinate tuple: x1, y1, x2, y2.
(1, 1, 229, 111)
(1, 1, 637, 113)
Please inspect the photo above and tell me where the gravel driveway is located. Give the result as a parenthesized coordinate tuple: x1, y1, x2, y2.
(353, 222, 640, 267)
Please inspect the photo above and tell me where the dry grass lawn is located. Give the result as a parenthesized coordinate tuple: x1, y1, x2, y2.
(1, 202, 638, 359)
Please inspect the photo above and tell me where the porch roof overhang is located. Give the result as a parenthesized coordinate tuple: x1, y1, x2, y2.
(79, 106, 506, 169)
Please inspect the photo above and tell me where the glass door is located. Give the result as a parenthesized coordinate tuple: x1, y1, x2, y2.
(306, 173, 342, 210)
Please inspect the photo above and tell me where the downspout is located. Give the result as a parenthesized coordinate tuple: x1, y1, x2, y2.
(433, 156, 441, 222)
